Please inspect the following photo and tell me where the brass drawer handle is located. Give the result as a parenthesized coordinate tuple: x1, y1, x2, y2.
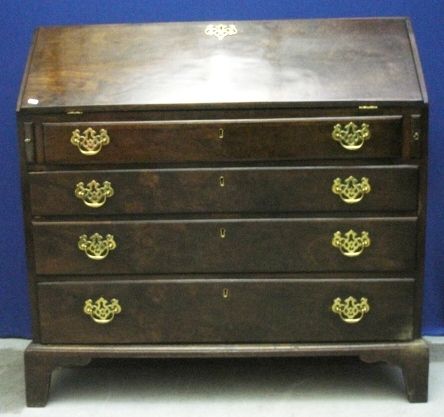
(83, 297, 122, 324)
(332, 176, 371, 204)
(331, 296, 370, 324)
(75, 180, 114, 208)
(70, 127, 110, 156)
(332, 230, 371, 257)
(332, 122, 371, 150)
(78, 233, 116, 260)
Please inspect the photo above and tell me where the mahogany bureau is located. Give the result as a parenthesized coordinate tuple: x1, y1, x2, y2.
(17, 18, 429, 406)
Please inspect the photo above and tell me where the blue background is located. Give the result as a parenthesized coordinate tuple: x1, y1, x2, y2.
(0, 0, 443, 338)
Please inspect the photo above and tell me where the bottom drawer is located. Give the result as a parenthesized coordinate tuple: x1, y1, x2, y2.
(37, 279, 414, 344)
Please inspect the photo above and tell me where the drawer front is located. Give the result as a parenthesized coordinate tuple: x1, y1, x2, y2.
(33, 218, 417, 275)
(37, 279, 414, 344)
(42, 117, 402, 164)
(29, 166, 418, 216)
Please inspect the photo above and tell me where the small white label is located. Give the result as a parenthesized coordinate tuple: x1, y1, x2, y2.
(27, 98, 39, 105)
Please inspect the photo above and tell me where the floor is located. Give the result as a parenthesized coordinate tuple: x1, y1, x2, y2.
(1, 338, 443, 416)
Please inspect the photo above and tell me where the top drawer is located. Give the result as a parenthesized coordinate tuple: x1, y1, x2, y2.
(41, 116, 403, 164)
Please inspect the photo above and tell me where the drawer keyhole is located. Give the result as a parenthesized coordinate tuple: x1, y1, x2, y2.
(219, 227, 226, 239)
(222, 288, 230, 299)
(218, 128, 224, 139)
(219, 176, 225, 187)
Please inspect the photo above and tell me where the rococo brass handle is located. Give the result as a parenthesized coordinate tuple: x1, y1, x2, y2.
(332, 176, 371, 204)
(332, 229, 371, 257)
(83, 297, 122, 324)
(78, 233, 116, 260)
(331, 296, 370, 324)
(332, 122, 371, 150)
(75, 180, 114, 208)
(70, 127, 110, 156)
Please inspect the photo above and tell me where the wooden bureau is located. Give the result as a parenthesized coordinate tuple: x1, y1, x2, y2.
(17, 18, 429, 405)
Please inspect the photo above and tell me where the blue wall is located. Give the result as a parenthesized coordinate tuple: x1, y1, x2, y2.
(0, 0, 443, 338)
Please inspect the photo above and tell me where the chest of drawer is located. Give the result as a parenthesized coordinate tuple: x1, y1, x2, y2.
(29, 166, 418, 215)
(40, 116, 403, 164)
(32, 218, 417, 275)
(36, 279, 414, 344)
(18, 18, 430, 405)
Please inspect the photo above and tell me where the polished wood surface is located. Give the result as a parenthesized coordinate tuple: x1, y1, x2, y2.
(41, 117, 403, 163)
(29, 166, 418, 215)
(17, 18, 429, 405)
(32, 218, 417, 274)
(24, 340, 429, 406)
(19, 18, 424, 111)
(37, 279, 414, 344)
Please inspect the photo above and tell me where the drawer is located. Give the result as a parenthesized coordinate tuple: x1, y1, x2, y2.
(29, 166, 418, 216)
(37, 279, 414, 344)
(32, 218, 417, 275)
(41, 116, 402, 164)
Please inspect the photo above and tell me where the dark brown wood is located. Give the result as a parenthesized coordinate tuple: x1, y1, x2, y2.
(41, 117, 403, 164)
(24, 344, 91, 407)
(37, 279, 414, 344)
(24, 339, 428, 406)
(32, 218, 417, 275)
(360, 338, 429, 402)
(19, 19, 423, 112)
(29, 166, 418, 216)
(17, 18, 429, 405)
(23, 122, 35, 163)
(16, 115, 42, 341)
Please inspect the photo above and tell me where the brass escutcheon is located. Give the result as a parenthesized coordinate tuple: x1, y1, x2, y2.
(331, 230, 371, 257)
(78, 233, 116, 260)
(70, 127, 110, 156)
(75, 180, 114, 208)
(205, 24, 238, 40)
(331, 296, 370, 324)
(331, 122, 371, 150)
(83, 297, 122, 324)
(331, 176, 371, 204)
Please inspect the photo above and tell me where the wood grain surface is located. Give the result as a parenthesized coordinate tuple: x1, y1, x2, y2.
(19, 19, 423, 111)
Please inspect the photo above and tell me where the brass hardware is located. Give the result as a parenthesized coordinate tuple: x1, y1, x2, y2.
(222, 288, 230, 299)
(83, 297, 122, 324)
(75, 180, 114, 208)
(70, 127, 110, 156)
(205, 24, 238, 40)
(331, 296, 370, 324)
(331, 176, 371, 204)
(332, 230, 371, 257)
(219, 176, 225, 187)
(66, 110, 83, 115)
(78, 233, 116, 260)
(358, 105, 378, 110)
(332, 122, 371, 150)
(24, 137, 32, 143)
(220, 227, 226, 239)
(218, 128, 224, 139)
(413, 131, 420, 141)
